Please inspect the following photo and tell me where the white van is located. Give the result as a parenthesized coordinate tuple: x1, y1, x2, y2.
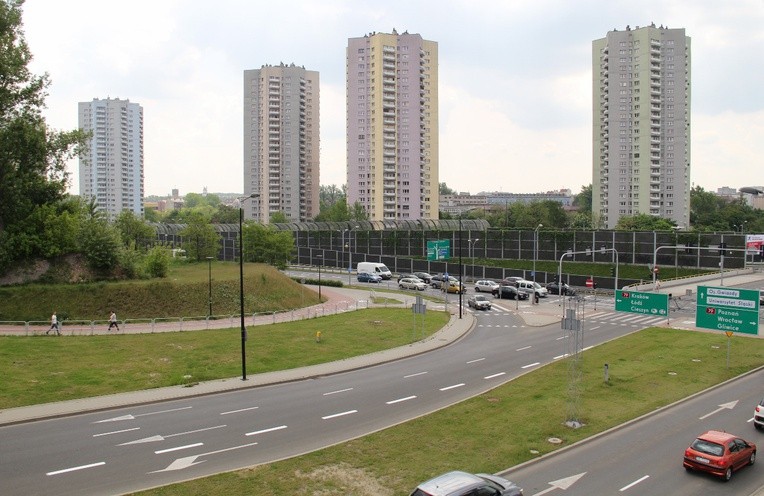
(516, 279, 548, 298)
(356, 262, 392, 280)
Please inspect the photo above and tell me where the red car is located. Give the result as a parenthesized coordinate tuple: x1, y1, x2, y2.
(683, 430, 756, 481)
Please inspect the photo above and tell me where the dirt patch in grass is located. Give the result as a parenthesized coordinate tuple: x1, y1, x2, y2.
(295, 463, 393, 496)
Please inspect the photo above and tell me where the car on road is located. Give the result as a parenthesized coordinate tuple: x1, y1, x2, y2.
(501, 276, 525, 286)
(493, 285, 528, 300)
(468, 294, 492, 310)
(443, 280, 466, 294)
(683, 430, 756, 481)
(754, 397, 764, 430)
(431, 274, 457, 289)
(357, 272, 382, 283)
(546, 281, 576, 296)
(760, 289, 764, 305)
(475, 280, 500, 293)
(399, 277, 427, 291)
(414, 272, 433, 283)
(397, 273, 420, 282)
(516, 280, 548, 298)
(410, 470, 523, 496)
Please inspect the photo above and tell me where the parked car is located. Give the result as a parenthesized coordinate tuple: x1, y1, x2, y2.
(357, 272, 382, 283)
(754, 397, 764, 430)
(443, 280, 466, 294)
(546, 281, 576, 296)
(414, 272, 433, 283)
(431, 274, 457, 289)
(493, 285, 528, 300)
(397, 273, 421, 282)
(468, 294, 492, 310)
(759, 289, 764, 305)
(475, 280, 500, 293)
(410, 470, 523, 496)
(683, 430, 756, 481)
(399, 277, 427, 291)
(501, 276, 525, 286)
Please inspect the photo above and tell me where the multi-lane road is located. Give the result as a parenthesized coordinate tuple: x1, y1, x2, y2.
(1, 279, 762, 495)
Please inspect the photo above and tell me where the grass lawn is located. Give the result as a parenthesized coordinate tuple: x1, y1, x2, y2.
(0, 308, 449, 409)
(131, 328, 764, 496)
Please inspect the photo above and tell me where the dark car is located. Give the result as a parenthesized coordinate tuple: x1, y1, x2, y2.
(493, 285, 528, 300)
(357, 272, 382, 283)
(500, 276, 524, 287)
(430, 274, 450, 289)
(683, 430, 756, 481)
(547, 281, 576, 296)
(414, 272, 433, 283)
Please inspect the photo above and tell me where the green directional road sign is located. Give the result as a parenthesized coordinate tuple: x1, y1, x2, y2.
(427, 240, 450, 261)
(615, 290, 669, 316)
(695, 286, 760, 335)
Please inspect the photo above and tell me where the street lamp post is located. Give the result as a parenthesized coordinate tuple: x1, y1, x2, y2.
(206, 256, 213, 317)
(317, 254, 323, 300)
(533, 224, 543, 304)
(468, 238, 480, 279)
(238, 192, 259, 381)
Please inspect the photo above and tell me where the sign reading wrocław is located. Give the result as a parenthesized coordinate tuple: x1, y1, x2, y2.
(695, 286, 759, 335)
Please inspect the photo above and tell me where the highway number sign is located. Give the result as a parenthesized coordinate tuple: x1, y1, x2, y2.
(614, 290, 669, 316)
(695, 286, 759, 335)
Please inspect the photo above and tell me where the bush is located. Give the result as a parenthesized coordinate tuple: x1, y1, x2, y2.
(144, 246, 170, 278)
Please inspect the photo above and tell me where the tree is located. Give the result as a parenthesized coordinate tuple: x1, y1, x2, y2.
(78, 218, 122, 272)
(115, 211, 156, 249)
(573, 184, 592, 213)
(179, 214, 221, 261)
(242, 222, 294, 269)
(615, 213, 676, 231)
(270, 211, 288, 224)
(0, 1, 88, 272)
(439, 182, 456, 195)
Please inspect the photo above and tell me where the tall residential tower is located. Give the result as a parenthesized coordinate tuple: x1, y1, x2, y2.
(243, 63, 319, 223)
(78, 98, 144, 219)
(592, 24, 691, 229)
(346, 30, 439, 221)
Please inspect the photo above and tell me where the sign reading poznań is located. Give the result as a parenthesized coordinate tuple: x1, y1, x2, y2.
(695, 286, 759, 335)
(615, 290, 669, 316)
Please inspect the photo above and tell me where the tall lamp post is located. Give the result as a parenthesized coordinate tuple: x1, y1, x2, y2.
(206, 256, 213, 317)
(533, 224, 543, 304)
(238, 192, 259, 381)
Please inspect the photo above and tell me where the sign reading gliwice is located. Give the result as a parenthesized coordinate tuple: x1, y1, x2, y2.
(615, 290, 669, 316)
(695, 286, 759, 335)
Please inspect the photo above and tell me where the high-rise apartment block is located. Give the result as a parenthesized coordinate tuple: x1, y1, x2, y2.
(243, 63, 319, 223)
(346, 30, 439, 221)
(592, 24, 691, 229)
(78, 98, 144, 219)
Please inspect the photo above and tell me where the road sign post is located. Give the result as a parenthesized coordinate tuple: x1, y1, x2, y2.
(614, 290, 669, 317)
(695, 286, 759, 335)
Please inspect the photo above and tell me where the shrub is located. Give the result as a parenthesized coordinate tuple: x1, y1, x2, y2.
(144, 246, 170, 278)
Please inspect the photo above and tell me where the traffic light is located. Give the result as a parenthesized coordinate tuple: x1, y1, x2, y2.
(593, 282, 598, 289)
(610, 266, 616, 277)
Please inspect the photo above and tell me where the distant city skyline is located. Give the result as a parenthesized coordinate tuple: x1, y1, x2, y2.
(21, 1, 764, 197)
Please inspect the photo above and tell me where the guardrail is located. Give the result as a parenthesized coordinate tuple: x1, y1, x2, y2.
(0, 300, 371, 337)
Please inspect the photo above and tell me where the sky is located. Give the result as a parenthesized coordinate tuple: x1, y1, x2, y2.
(20, 0, 764, 198)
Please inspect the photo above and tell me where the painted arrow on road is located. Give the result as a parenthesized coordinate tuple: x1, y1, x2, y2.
(149, 442, 258, 473)
(93, 406, 193, 423)
(699, 400, 738, 420)
(118, 424, 226, 445)
(532, 472, 586, 496)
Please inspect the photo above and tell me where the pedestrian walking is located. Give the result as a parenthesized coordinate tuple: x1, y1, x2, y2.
(108, 311, 120, 332)
(46, 312, 60, 336)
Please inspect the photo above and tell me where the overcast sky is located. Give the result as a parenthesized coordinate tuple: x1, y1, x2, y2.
(21, 0, 764, 197)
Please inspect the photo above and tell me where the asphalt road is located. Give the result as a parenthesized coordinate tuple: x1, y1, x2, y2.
(0, 298, 650, 496)
(501, 369, 764, 496)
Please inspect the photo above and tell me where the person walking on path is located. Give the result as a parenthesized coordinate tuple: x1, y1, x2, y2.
(46, 312, 60, 336)
(108, 311, 120, 332)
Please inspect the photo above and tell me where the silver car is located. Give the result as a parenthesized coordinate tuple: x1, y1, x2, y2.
(468, 294, 492, 310)
(399, 277, 427, 291)
(410, 470, 523, 496)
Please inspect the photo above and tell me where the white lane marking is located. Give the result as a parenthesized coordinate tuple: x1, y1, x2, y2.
(484, 372, 506, 379)
(93, 406, 193, 423)
(149, 442, 258, 473)
(154, 442, 203, 454)
(466, 358, 485, 364)
(47, 462, 105, 476)
(553, 354, 569, 360)
(323, 388, 354, 396)
(590, 326, 601, 330)
(322, 410, 358, 420)
(619, 475, 650, 491)
(119, 425, 227, 445)
(516, 346, 532, 351)
(245, 425, 287, 436)
(440, 383, 465, 391)
(220, 406, 259, 415)
(404, 371, 428, 378)
(93, 427, 140, 437)
(556, 336, 566, 340)
(522, 362, 540, 369)
(386, 395, 417, 405)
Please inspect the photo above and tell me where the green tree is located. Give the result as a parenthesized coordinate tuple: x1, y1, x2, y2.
(439, 182, 456, 195)
(615, 213, 676, 231)
(210, 204, 239, 224)
(144, 245, 170, 278)
(78, 218, 122, 272)
(0, 1, 88, 271)
(114, 211, 156, 249)
(350, 201, 369, 221)
(573, 184, 592, 213)
(242, 222, 294, 269)
(179, 214, 221, 261)
(270, 211, 288, 223)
